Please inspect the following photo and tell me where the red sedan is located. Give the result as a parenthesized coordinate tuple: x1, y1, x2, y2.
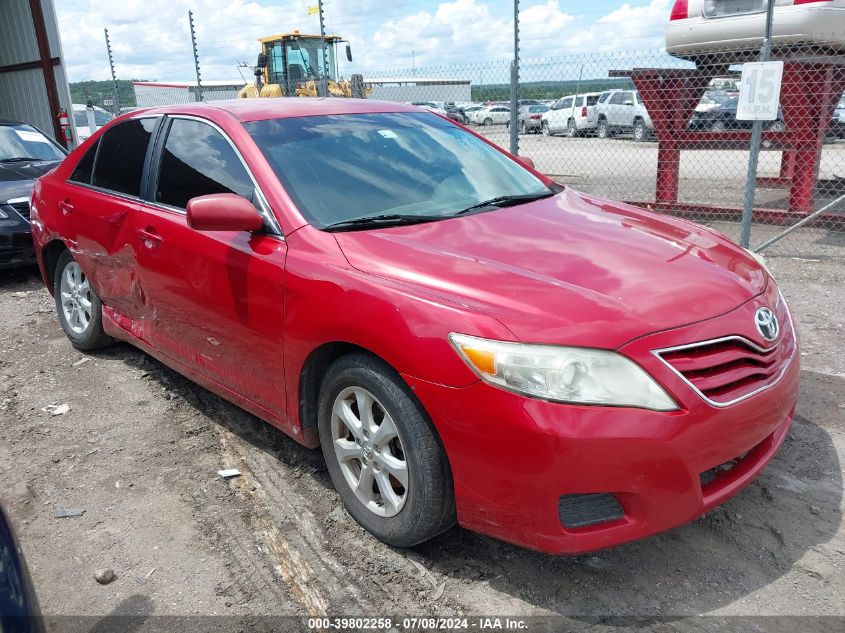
(30, 99, 799, 554)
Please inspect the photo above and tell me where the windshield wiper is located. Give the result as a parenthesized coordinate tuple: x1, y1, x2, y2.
(323, 213, 444, 232)
(451, 191, 555, 217)
(0, 157, 40, 163)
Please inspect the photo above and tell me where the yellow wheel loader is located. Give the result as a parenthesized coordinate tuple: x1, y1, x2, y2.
(237, 32, 370, 99)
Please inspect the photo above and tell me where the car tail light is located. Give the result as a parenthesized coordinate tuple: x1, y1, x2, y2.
(530, 114, 541, 120)
(581, 106, 588, 117)
(669, 0, 688, 20)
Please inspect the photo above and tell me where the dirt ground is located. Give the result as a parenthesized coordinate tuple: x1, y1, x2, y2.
(1, 254, 843, 627)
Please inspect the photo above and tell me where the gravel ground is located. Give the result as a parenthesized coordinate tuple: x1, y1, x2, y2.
(1, 255, 843, 627)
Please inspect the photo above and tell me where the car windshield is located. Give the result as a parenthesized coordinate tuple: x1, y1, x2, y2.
(245, 111, 551, 228)
(0, 124, 65, 162)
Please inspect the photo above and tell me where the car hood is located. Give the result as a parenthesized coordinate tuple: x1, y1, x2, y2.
(0, 159, 61, 201)
(333, 188, 767, 348)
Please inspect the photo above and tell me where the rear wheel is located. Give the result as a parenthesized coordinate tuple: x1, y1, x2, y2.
(566, 119, 578, 138)
(318, 354, 455, 547)
(597, 119, 609, 139)
(483, 117, 493, 127)
(541, 121, 551, 136)
(53, 251, 113, 351)
(710, 119, 727, 133)
(770, 120, 785, 133)
(519, 121, 527, 135)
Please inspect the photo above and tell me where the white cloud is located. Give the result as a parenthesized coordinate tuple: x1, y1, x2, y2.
(55, 0, 671, 83)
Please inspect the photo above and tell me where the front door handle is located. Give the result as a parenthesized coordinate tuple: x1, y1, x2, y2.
(137, 228, 163, 248)
(58, 200, 73, 216)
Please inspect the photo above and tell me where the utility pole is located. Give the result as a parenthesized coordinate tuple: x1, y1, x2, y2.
(739, 0, 776, 247)
(104, 28, 120, 114)
(509, 0, 520, 155)
(188, 10, 203, 102)
(317, 0, 329, 97)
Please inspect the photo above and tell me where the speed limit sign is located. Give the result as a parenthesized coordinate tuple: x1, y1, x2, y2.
(737, 61, 784, 121)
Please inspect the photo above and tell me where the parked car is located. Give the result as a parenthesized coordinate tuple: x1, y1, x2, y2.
(443, 103, 468, 124)
(689, 97, 785, 132)
(696, 90, 733, 113)
(541, 93, 601, 137)
(0, 118, 66, 268)
(512, 104, 549, 134)
(831, 94, 845, 138)
(32, 100, 798, 555)
(667, 0, 845, 59)
(594, 90, 654, 141)
(72, 103, 114, 142)
(0, 504, 44, 633)
(470, 105, 510, 126)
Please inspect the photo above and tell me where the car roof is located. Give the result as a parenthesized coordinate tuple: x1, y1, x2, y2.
(136, 98, 422, 123)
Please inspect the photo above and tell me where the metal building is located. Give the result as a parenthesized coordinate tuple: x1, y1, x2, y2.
(0, 0, 73, 147)
(133, 81, 248, 107)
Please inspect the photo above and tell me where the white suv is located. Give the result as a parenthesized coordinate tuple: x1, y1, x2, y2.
(594, 90, 654, 141)
(541, 93, 601, 137)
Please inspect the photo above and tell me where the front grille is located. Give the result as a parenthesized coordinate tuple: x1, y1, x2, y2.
(655, 318, 796, 406)
(558, 493, 624, 529)
(8, 200, 30, 220)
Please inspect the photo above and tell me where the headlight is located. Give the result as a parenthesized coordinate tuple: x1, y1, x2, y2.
(449, 333, 678, 411)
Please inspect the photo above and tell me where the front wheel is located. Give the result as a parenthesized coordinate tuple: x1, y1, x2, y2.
(597, 119, 609, 139)
(566, 119, 578, 138)
(318, 354, 455, 547)
(633, 119, 647, 141)
(541, 121, 551, 136)
(483, 117, 493, 127)
(53, 250, 113, 351)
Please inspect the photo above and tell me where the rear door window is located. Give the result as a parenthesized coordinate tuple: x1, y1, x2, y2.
(586, 95, 599, 106)
(69, 139, 99, 185)
(155, 118, 255, 210)
(92, 118, 157, 196)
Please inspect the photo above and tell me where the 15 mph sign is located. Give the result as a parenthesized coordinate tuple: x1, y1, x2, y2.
(737, 61, 784, 121)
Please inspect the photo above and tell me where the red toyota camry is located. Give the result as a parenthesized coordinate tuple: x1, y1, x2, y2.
(30, 99, 799, 554)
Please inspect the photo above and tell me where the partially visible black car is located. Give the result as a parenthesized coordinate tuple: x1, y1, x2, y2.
(0, 504, 44, 633)
(689, 97, 785, 133)
(1, 119, 66, 269)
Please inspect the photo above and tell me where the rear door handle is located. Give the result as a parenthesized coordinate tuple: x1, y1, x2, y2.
(58, 200, 73, 216)
(137, 228, 163, 248)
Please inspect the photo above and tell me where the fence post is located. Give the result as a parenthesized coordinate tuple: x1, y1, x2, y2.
(189, 10, 203, 102)
(104, 28, 120, 115)
(317, 0, 329, 97)
(739, 0, 776, 247)
(509, 0, 519, 156)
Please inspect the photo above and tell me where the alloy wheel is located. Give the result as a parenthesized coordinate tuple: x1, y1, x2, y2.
(60, 262, 92, 335)
(331, 386, 409, 518)
(567, 120, 576, 138)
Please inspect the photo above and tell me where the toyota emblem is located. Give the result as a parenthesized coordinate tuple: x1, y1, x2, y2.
(755, 307, 779, 342)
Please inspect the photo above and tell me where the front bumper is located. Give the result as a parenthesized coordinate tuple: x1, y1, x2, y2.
(0, 218, 35, 269)
(404, 286, 799, 555)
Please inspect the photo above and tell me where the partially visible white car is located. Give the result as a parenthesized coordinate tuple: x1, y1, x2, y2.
(695, 90, 734, 112)
(410, 101, 448, 116)
(541, 93, 601, 137)
(470, 105, 511, 126)
(835, 94, 845, 122)
(666, 0, 845, 58)
(72, 104, 115, 142)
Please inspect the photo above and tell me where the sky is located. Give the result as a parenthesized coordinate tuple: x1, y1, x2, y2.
(55, 0, 672, 84)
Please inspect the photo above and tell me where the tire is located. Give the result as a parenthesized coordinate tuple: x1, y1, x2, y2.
(318, 353, 455, 547)
(770, 120, 785, 133)
(519, 121, 527, 135)
(633, 119, 646, 142)
(597, 119, 609, 139)
(483, 117, 493, 127)
(541, 121, 551, 136)
(53, 250, 113, 351)
(566, 119, 578, 138)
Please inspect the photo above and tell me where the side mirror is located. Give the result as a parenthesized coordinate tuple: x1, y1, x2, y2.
(516, 156, 535, 170)
(346, 43, 353, 62)
(186, 194, 264, 232)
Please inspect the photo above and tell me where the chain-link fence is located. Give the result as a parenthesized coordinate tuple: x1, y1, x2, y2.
(92, 13, 845, 260)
